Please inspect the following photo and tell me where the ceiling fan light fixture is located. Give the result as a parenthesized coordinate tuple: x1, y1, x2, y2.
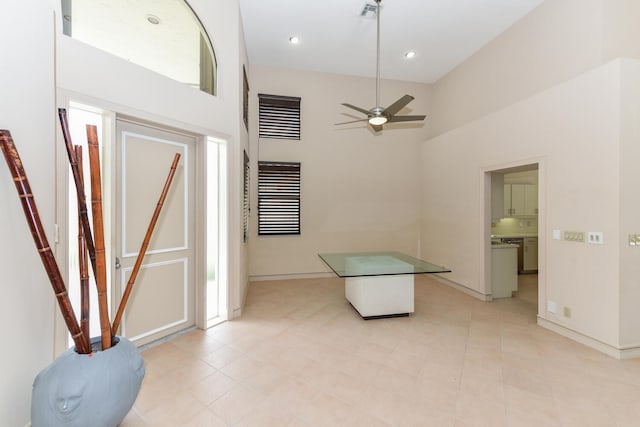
(289, 36, 300, 44)
(336, 0, 425, 132)
(404, 51, 416, 59)
(369, 116, 388, 126)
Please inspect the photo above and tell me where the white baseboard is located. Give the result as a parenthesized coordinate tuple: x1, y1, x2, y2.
(248, 272, 493, 303)
(619, 346, 640, 359)
(537, 316, 640, 359)
(249, 272, 335, 282)
(206, 316, 227, 329)
(430, 274, 492, 301)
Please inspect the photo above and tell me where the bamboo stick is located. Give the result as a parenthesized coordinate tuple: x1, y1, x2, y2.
(0, 130, 91, 354)
(86, 125, 112, 350)
(112, 153, 182, 335)
(58, 109, 97, 279)
(75, 146, 91, 344)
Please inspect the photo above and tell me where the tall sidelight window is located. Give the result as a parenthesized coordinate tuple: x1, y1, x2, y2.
(258, 94, 301, 140)
(258, 161, 301, 235)
(61, 0, 217, 95)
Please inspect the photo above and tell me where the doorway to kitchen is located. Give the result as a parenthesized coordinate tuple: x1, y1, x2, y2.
(485, 162, 543, 318)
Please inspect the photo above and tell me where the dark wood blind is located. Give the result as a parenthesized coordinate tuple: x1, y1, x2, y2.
(243, 150, 250, 242)
(258, 94, 301, 140)
(258, 161, 301, 235)
(242, 66, 249, 131)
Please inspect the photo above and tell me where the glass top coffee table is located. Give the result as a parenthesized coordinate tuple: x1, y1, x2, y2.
(319, 252, 451, 319)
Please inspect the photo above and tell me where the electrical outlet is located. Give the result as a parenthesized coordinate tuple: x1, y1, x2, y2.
(564, 231, 585, 242)
(587, 232, 603, 245)
(563, 306, 572, 318)
(547, 300, 557, 314)
(629, 234, 640, 246)
(552, 229, 561, 240)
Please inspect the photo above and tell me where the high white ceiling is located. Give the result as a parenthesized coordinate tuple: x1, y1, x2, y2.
(239, 0, 544, 84)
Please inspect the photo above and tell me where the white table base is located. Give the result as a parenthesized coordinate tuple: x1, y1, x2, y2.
(345, 274, 414, 318)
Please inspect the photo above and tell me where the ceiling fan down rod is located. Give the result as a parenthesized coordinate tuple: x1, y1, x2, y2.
(375, 0, 381, 111)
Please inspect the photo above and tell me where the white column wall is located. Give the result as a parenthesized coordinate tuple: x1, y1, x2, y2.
(0, 1, 248, 424)
(0, 2, 58, 426)
(421, 60, 625, 350)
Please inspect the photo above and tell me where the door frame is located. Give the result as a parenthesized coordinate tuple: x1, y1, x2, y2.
(54, 91, 229, 355)
(115, 118, 197, 345)
(481, 157, 547, 317)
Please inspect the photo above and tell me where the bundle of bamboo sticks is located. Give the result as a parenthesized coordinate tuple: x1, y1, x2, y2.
(0, 110, 181, 354)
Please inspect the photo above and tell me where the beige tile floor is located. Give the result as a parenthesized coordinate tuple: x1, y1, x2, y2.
(121, 275, 640, 426)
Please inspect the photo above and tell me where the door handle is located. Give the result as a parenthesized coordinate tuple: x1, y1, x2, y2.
(115, 257, 121, 269)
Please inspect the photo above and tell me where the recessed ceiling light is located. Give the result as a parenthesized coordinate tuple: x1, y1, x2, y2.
(404, 51, 416, 59)
(146, 14, 160, 25)
(289, 36, 300, 44)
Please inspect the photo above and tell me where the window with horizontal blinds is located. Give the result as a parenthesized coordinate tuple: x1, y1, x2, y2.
(258, 161, 301, 235)
(243, 150, 249, 242)
(258, 94, 301, 140)
(243, 66, 249, 131)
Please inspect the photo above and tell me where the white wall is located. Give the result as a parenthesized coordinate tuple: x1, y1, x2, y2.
(236, 11, 251, 312)
(618, 59, 640, 348)
(603, 0, 640, 62)
(431, 0, 606, 136)
(55, 0, 248, 317)
(431, 0, 640, 137)
(424, 0, 640, 355)
(421, 60, 630, 350)
(248, 65, 431, 277)
(0, 1, 248, 424)
(57, 2, 239, 138)
(0, 2, 57, 426)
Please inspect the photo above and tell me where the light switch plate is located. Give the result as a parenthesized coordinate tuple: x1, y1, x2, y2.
(552, 229, 561, 240)
(587, 231, 603, 245)
(564, 231, 585, 242)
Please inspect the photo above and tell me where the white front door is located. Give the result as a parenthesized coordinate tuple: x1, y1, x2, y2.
(115, 120, 195, 346)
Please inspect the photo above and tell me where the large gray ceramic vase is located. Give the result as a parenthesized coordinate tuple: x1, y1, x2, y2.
(31, 336, 145, 427)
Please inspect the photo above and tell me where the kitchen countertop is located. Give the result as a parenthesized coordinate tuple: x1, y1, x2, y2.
(491, 233, 538, 238)
(491, 243, 519, 248)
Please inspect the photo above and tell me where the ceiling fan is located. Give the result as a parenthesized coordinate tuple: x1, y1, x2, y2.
(336, 0, 426, 132)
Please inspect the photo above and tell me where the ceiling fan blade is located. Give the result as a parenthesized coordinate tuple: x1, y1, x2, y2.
(370, 123, 383, 132)
(387, 115, 426, 123)
(383, 95, 415, 116)
(342, 103, 371, 115)
(335, 118, 370, 125)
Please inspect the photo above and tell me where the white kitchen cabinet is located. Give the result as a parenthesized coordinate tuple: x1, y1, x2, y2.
(524, 184, 538, 215)
(503, 184, 512, 217)
(491, 173, 505, 220)
(504, 184, 538, 216)
(511, 184, 526, 215)
(523, 237, 538, 272)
